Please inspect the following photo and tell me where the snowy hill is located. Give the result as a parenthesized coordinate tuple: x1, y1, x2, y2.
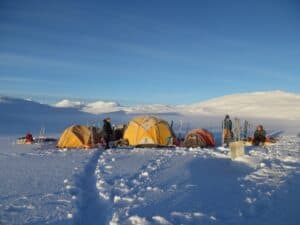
(180, 91, 300, 120)
(55, 99, 122, 114)
(0, 96, 99, 135)
(53, 91, 300, 121)
(0, 97, 178, 135)
(55, 99, 84, 108)
(55, 99, 178, 115)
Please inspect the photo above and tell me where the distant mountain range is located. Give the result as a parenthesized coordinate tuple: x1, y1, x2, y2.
(0, 96, 177, 135)
(54, 99, 177, 114)
(54, 91, 300, 120)
(1, 90, 299, 135)
(0, 96, 99, 134)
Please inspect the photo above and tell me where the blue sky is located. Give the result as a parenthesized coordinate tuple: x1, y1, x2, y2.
(0, 0, 300, 105)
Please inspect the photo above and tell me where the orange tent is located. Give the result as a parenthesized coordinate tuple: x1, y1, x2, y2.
(57, 125, 100, 149)
(183, 129, 215, 148)
(123, 116, 177, 147)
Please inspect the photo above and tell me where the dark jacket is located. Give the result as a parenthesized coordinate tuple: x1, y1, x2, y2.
(254, 129, 266, 139)
(102, 120, 113, 140)
(223, 118, 232, 130)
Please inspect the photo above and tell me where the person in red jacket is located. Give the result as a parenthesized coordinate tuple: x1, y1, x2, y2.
(25, 132, 33, 143)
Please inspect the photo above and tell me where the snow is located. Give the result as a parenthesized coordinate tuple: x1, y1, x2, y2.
(96, 138, 300, 225)
(51, 91, 300, 120)
(127, 215, 150, 225)
(0, 96, 137, 136)
(54, 99, 125, 114)
(0, 137, 95, 225)
(54, 99, 177, 115)
(2, 91, 300, 136)
(125, 104, 178, 114)
(55, 99, 83, 108)
(179, 90, 300, 120)
(152, 216, 172, 225)
(1, 91, 300, 224)
(82, 101, 122, 114)
(1, 135, 300, 225)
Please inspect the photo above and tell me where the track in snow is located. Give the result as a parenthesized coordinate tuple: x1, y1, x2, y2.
(73, 149, 112, 225)
(94, 148, 177, 224)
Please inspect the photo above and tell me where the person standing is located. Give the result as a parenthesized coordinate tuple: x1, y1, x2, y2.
(222, 115, 233, 147)
(102, 117, 113, 149)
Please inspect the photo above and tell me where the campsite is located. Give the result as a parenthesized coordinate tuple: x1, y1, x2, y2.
(1, 1, 300, 225)
(1, 92, 300, 225)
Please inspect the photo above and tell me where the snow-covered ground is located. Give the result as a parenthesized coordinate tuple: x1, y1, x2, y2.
(1, 134, 300, 225)
(0, 136, 94, 225)
(1, 91, 300, 225)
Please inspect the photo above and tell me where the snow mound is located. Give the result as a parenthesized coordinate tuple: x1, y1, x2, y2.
(152, 216, 172, 225)
(127, 215, 150, 225)
(180, 90, 300, 119)
(54, 99, 123, 114)
(55, 99, 83, 108)
(125, 104, 177, 114)
(82, 101, 122, 114)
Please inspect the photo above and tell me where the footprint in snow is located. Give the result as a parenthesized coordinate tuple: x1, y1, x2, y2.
(105, 165, 113, 169)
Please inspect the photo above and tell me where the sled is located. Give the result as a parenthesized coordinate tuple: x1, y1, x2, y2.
(16, 137, 33, 144)
(16, 136, 58, 145)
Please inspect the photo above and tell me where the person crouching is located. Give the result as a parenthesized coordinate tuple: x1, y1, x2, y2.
(252, 125, 266, 146)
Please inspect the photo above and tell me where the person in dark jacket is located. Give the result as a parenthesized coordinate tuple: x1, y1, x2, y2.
(102, 117, 113, 149)
(252, 125, 266, 146)
(223, 115, 233, 147)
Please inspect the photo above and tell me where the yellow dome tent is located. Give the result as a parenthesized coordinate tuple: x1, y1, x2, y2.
(123, 116, 175, 147)
(57, 125, 100, 149)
